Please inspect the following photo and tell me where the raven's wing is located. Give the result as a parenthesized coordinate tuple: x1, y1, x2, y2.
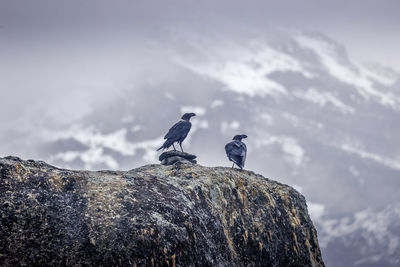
(241, 142, 247, 167)
(225, 142, 234, 156)
(225, 141, 246, 157)
(225, 141, 247, 168)
(164, 120, 191, 141)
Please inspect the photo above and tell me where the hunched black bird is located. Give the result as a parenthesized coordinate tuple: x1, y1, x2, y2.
(157, 113, 196, 152)
(225, 134, 247, 169)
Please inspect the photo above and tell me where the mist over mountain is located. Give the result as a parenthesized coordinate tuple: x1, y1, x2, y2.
(1, 29, 399, 266)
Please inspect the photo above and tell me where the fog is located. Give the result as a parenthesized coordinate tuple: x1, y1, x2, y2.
(1, 1, 400, 266)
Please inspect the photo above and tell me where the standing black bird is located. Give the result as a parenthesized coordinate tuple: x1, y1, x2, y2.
(225, 134, 248, 169)
(157, 113, 196, 152)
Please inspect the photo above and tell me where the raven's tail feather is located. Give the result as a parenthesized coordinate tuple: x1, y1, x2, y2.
(230, 155, 244, 169)
(157, 139, 174, 151)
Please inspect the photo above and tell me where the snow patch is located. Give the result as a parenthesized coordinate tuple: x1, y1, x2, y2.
(54, 147, 119, 170)
(293, 87, 354, 114)
(179, 40, 312, 98)
(341, 144, 400, 170)
(46, 125, 164, 169)
(318, 204, 400, 261)
(361, 63, 398, 86)
(296, 35, 400, 110)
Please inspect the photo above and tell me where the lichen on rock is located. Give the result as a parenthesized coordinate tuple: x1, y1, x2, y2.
(0, 156, 324, 266)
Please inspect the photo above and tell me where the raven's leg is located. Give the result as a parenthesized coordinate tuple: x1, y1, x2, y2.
(232, 163, 235, 168)
(179, 143, 184, 152)
(172, 144, 176, 151)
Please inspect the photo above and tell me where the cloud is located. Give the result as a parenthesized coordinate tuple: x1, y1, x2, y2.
(308, 202, 326, 222)
(220, 121, 241, 134)
(293, 87, 354, 114)
(340, 143, 400, 171)
(254, 134, 306, 167)
(177, 39, 312, 98)
(53, 147, 119, 170)
(180, 105, 207, 116)
(296, 34, 400, 110)
(46, 124, 163, 169)
(210, 99, 224, 109)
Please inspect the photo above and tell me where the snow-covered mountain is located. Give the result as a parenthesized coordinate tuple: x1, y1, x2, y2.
(3, 31, 400, 266)
(319, 204, 400, 266)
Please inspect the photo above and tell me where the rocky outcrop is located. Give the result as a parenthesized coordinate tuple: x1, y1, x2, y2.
(0, 156, 324, 266)
(159, 151, 197, 165)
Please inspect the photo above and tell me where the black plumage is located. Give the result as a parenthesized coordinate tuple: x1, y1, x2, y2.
(225, 134, 248, 169)
(157, 113, 196, 152)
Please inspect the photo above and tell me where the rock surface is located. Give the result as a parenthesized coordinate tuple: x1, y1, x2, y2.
(159, 151, 197, 165)
(0, 156, 324, 266)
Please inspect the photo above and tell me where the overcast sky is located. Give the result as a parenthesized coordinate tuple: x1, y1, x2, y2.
(0, 0, 399, 131)
(1, 0, 399, 70)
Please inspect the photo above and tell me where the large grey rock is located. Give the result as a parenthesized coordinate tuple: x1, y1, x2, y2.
(0, 156, 324, 266)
